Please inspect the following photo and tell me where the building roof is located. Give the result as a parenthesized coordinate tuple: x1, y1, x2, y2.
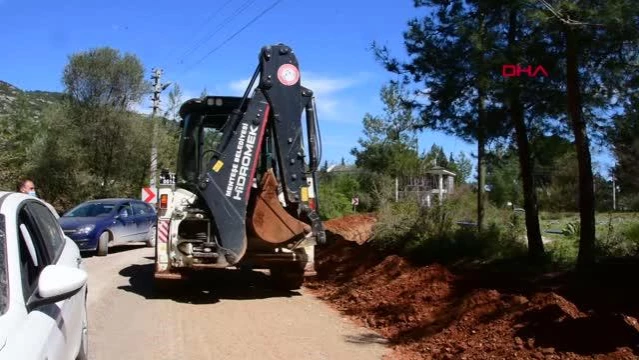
(327, 164, 359, 172)
(425, 166, 456, 176)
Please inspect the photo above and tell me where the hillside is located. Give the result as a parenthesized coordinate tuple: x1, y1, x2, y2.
(0, 80, 64, 117)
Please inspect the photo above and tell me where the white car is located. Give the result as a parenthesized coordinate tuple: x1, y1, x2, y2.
(0, 192, 89, 360)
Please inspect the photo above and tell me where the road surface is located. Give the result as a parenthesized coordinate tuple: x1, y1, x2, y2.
(82, 245, 390, 360)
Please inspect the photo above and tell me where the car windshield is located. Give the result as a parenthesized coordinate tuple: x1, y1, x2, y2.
(64, 203, 115, 217)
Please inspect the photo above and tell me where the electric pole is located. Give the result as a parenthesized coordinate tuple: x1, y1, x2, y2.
(149, 68, 171, 189)
(612, 176, 617, 211)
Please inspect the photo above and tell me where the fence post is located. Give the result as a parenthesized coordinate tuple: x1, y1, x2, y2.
(395, 177, 399, 202)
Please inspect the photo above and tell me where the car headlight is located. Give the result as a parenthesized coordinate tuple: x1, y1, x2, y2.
(76, 224, 95, 235)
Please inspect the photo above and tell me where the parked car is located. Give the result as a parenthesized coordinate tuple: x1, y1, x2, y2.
(0, 191, 88, 360)
(59, 198, 157, 256)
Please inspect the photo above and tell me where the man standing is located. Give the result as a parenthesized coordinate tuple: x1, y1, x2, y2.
(17, 178, 37, 197)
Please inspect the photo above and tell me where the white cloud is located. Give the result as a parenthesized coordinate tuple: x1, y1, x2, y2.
(227, 71, 370, 122)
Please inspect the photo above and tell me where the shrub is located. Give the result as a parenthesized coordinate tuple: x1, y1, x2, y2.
(546, 237, 579, 265)
(370, 200, 420, 252)
(370, 184, 527, 264)
(317, 186, 352, 220)
(357, 171, 396, 211)
(562, 221, 581, 237)
(595, 215, 639, 258)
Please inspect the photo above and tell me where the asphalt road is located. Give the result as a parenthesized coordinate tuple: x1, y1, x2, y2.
(82, 245, 390, 360)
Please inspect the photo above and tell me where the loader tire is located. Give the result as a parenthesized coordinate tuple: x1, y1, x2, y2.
(270, 265, 305, 291)
(153, 278, 177, 296)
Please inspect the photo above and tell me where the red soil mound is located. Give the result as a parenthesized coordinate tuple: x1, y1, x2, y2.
(323, 213, 378, 244)
(307, 238, 639, 360)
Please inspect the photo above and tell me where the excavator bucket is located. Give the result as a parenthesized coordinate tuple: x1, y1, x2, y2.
(248, 169, 311, 244)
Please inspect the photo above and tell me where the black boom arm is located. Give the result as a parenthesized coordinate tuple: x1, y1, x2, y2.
(197, 43, 324, 266)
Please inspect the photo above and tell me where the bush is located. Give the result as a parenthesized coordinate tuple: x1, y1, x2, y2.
(542, 214, 639, 264)
(317, 186, 352, 220)
(317, 171, 364, 220)
(546, 237, 579, 265)
(356, 171, 396, 211)
(595, 216, 639, 258)
(370, 200, 420, 252)
(370, 185, 527, 264)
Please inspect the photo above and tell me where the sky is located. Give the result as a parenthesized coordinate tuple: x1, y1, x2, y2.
(0, 0, 615, 178)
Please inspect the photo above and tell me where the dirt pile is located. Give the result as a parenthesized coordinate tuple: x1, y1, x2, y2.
(323, 213, 377, 245)
(307, 239, 639, 360)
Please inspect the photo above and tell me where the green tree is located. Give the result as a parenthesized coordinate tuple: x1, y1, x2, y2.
(63, 47, 148, 109)
(321, 160, 329, 172)
(538, 151, 579, 212)
(61, 46, 151, 197)
(449, 151, 473, 184)
(0, 93, 38, 189)
(163, 83, 184, 121)
(421, 144, 448, 169)
(609, 101, 639, 197)
(486, 150, 523, 207)
(530, 135, 575, 189)
(609, 94, 639, 210)
(530, 0, 639, 269)
(372, 0, 512, 236)
(351, 82, 420, 178)
(26, 103, 88, 211)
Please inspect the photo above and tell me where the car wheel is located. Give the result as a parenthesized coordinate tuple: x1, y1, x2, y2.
(146, 226, 156, 247)
(96, 231, 110, 256)
(76, 300, 88, 360)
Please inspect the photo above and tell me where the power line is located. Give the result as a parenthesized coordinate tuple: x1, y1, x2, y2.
(176, 0, 258, 65)
(163, 0, 236, 62)
(181, 0, 283, 75)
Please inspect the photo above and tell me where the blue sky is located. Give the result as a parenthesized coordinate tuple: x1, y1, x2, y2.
(0, 0, 614, 178)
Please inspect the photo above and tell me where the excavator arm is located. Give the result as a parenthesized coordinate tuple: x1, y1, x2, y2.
(189, 43, 325, 267)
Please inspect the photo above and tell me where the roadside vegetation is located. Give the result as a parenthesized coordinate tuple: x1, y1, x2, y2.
(0, 0, 635, 276)
(0, 47, 181, 213)
(316, 0, 639, 274)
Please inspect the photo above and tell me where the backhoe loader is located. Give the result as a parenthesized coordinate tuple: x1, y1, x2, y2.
(153, 43, 326, 290)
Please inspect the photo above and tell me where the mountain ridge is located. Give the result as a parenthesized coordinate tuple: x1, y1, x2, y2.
(0, 80, 65, 117)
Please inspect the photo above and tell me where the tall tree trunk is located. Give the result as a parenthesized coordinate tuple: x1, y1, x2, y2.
(566, 27, 596, 270)
(476, 13, 487, 232)
(507, 8, 545, 259)
(477, 105, 486, 232)
(512, 95, 545, 258)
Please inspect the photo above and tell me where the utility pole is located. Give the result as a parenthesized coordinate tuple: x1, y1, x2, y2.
(612, 176, 617, 211)
(149, 68, 171, 189)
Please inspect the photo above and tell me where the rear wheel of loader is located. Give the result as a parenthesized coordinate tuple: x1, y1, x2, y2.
(269, 264, 305, 291)
(153, 278, 185, 297)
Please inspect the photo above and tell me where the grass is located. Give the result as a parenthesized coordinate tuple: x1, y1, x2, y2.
(540, 211, 639, 241)
(536, 212, 639, 265)
(369, 192, 639, 268)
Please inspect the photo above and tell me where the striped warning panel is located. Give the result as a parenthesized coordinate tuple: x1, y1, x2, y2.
(158, 220, 170, 243)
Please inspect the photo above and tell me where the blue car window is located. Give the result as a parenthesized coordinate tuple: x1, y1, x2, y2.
(132, 202, 149, 215)
(117, 204, 133, 217)
(65, 203, 115, 217)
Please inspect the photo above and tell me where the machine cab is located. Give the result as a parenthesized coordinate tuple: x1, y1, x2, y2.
(176, 96, 248, 188)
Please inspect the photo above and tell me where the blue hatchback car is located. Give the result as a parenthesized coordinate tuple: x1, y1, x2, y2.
(59, 198, 157, 256)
